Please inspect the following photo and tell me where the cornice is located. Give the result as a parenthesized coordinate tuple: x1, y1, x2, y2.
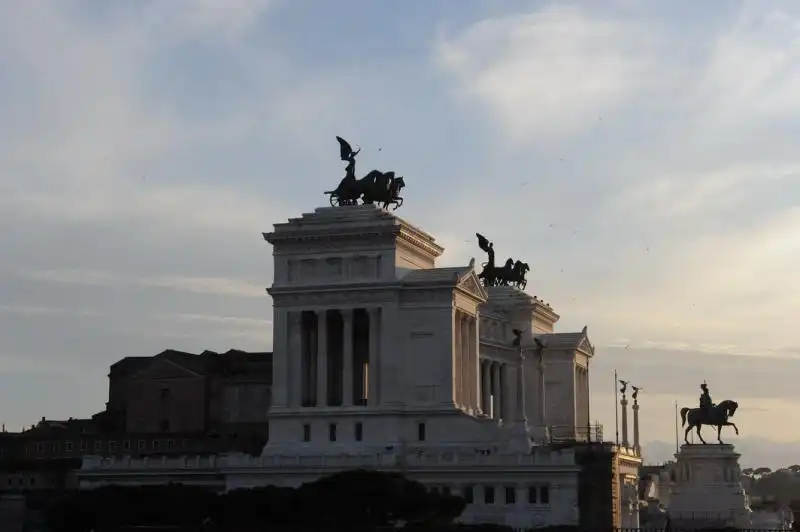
(268, 281, 400, 296)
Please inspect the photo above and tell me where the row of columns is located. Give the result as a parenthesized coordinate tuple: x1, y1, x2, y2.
(480, 359, 507, 420)
(290, 307, 380, 408)
(454, 311, 479, 413)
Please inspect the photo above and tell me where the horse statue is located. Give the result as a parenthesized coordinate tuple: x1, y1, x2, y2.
(680, 399, 739, 444)
(508, 260, 530, 289)
(360, 170, 405, 211)
(324, 136, 406, 211)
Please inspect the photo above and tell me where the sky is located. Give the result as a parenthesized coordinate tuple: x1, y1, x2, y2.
(1, 0, 799, 468)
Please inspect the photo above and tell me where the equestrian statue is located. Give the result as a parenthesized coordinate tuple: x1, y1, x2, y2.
(475, 233, 530, 290)
(324, 136, 406, 211)
(680, 381, 739, 444)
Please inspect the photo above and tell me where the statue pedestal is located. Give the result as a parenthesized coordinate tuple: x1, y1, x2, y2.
(667, 444, 751, 529)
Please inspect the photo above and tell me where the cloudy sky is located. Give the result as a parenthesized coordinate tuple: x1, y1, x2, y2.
(1, 0, 798, 467)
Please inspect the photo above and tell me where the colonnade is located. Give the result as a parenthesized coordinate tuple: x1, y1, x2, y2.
(289, 307, 380, 408)
(453, 311, 479, 413)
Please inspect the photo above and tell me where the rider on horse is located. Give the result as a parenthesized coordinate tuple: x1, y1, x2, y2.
(699, 382, 714, 415)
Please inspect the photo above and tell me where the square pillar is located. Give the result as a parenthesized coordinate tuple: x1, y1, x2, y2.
(288, 311, 302, 408)
(500, 363, 508, 421)
(491, 362, 501, 420)
(316, 310, 328, 406)
(342, 309, 354, 406)
(368, 307, 380, 406)
(460, 313, 470, 412)
(453, 311, 462, 407)
(271, 309, 288, 408)
(481, 359, 491, 415)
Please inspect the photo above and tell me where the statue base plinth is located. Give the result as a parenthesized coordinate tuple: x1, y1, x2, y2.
(667, 444, 752, 529)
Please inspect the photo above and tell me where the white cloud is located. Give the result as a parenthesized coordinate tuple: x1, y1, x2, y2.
(139, 0, 274, 43)
(610, 163, 800, 220)
(434, 5, 662, 142)
(20, 269, 265, 298)
(173, 313, 270, 328)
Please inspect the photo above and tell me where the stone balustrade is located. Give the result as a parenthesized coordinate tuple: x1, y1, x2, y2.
(81, 448, 576, 472)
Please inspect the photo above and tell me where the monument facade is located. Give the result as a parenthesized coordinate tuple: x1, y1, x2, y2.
(79, 138, 605, 528)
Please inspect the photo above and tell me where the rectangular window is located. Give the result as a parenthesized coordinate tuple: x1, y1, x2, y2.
(80, 440, 87, 451)
(64, 442, 73, 452)
(108, 441, 117, 452)
(354, 422, 363, 442)
(93, 441, 102, 452)
(168, 439, 175, 449)
(540, 485, 549, 504)
(152, 440, 159, 450)
(36, 443, 44, 453)
(160, 388, 170, 399)
(137, 440, 146, 450)
(528, 486, 538, 504)
(505, 486, 516, 504)
(463, 485, 474, 504)
(484, 485, 495, 504)
(302, 424, 311, 442)
(123, 440, 130, 451)
(328, 423, 337, 442)
(417, 422, 426, 441)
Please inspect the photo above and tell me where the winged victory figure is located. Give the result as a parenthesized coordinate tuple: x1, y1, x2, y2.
(631, 385, 642, 402)
(336, 136, 361, 182)
(619, 380, 628, 395)
(475, 233, 499, 287)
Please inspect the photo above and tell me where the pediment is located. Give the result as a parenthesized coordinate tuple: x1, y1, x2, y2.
(457, 271, 488, 301)
(130, 357, 202, 381)
(578, 328, 595, 356)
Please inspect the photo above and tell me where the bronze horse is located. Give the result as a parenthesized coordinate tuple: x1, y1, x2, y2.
(680, 399, 739, 444)
(325, 170, 405, 210)
(478, 259, 530, 289)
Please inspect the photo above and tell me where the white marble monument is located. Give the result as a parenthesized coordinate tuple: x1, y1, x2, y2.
(79, 204, 604, 529)
(667, 444, 751, 529)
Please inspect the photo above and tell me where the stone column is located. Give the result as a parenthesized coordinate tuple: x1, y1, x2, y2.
(316, 310, 328, 407)
(633, 401, 640, 454)
(453, 311, 462, 407)
(461, 314, 475, 412)
(489, 362, 501, 420)
(368, 307, 380, 406)
(481, 360, 491, 415)
(289, 311, 302, 407)
(538, 350, 546, 426)
(271, 309, 288, 407)
(621, 397, 629, 446)
(469, 316, 479, 413)
(342, 309, 354, 406)
(515, 350, 527, 423)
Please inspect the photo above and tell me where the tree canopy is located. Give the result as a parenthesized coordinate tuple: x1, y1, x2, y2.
(46, 469, 467, 532)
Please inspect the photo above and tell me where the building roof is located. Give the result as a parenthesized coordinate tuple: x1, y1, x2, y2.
(400, 266, 472, 286)
(110, 349, 272, 379)
(537, 326, 594, 356)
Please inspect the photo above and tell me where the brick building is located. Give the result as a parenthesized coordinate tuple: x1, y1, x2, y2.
(105, 348, 272, 442)
(0, 348, 272, 495)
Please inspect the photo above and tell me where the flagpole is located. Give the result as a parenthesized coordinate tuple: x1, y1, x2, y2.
(614, 369, 620, 445)
(674, 400, 679, 454)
